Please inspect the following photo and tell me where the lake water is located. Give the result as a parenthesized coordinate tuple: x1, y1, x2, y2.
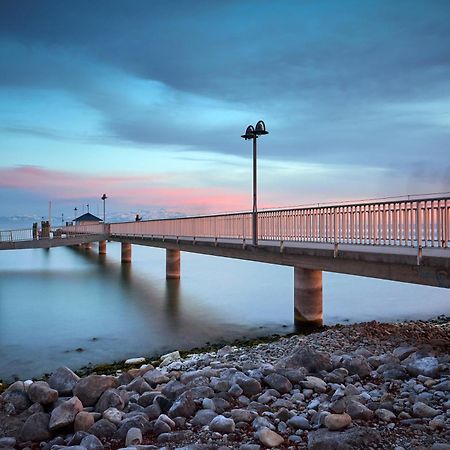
(0, 242, 449, 382)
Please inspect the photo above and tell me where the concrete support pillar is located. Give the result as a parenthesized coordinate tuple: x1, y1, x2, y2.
(166, 249, 181, 279)
(121, 243, 132, 263)
(294, 267, 323, 328)
(99, 240, 107, 255)
(83, 242, 92, 250)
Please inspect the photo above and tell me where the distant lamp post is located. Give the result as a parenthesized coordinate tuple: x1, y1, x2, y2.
(73, 207, 78, 220)
(241, 120, 268, 246)
(101, 194, 108, 223)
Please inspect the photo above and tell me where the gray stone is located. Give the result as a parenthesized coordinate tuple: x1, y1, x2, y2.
(114, 415, 152, 440)
(276, 346, 332, 373)
(375, 408, 396, 422)
(301, 376, 328, 393)
(263, 373, 293, 394)
(161, 380, 187, 400)
(287, 415, 311, 430)
(324, 413, 352, 431)
(88, 418, 117, 439)
(103, 407, 124, 424)
(191, 409, 218, 426)
(340, 355, 371, 378)
(49, 396, 83, 431)
(433, 380, 450, 391)
(346, 400, 374, 420)
(126, 427, 143, 446)
(229, 409, 257, 423)
(0, 438, 16, 448)
(28, 381, 58, 405)
(20, 412, 51, 442)
(393, 346, 417, 361)
(156, 431, 194, 444)
(308, 427, 380, 450)
(255, 427, 284, 448)
(210, 377, 230, 393)
(252, 416, 275, 430)
(209, 415, 235, 433)
(168, 391, 196, 418)
(143, 369, 170, 387)
(2, 387, 31, 415)
(412, 401, 440, 418)
(80, 434, 104, 450)
(407, 356, 440, 378)
(154, 418, 172, 436)
(48, 367, 80, 396)
(233, 373, 262, 397)
(73, 375, 116, 407)
(95, 388, 125, 413)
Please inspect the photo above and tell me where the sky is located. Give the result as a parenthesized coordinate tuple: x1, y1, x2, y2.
(0, 0, 449, 223)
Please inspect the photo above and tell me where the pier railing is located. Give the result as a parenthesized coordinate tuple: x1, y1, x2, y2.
(108, 196, 449, 248)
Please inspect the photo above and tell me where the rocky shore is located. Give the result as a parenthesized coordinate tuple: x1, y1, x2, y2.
(1, 317, 449, 450)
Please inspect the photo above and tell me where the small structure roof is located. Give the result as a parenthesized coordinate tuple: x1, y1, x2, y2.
(74, 212, 102, 222)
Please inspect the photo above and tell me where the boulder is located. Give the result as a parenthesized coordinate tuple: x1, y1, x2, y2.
(49, 396, 83, 431)
(339, 355, 371, 378)
(28, 381, 58, 405)
(95, 388, 124, 413)
(80, 434, 103, 450)
(346, 400, 374, 421)
(103, 407, 124, 425)
(74, 411, 95, 432)
(232, 373, 262, 397)
(209, 415, 235, 434)
(88, 418, 117, 439)
(191, 409, 218, 426)
(407, 356, 439, 378)
(301, 376, 328, 393)
(143, 369, 170, 387)
(20, 412, 51, 442)
(73, 375, 116, 407)
(263, 373, 293, 394)
(48, 367, 80, 396)
(168, 391, 196, 418)
(324, 413, 352, 431)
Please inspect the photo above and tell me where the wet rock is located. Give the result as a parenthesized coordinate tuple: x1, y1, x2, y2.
(74, 411, 95, 432)
(73, 375, 116, 407)
(80, 434, 104, 450)
(49, 396, 83, 431)
(20, 412, 51, 442)
(276, 346, 332, 373)
(308, 427, 380, 449)
(209, 415, 235, 433)
(324, 413, 352, 431)
(48, 367, 80, 396)
(28, 381, 58, 405)
(255, 427, 284, 448)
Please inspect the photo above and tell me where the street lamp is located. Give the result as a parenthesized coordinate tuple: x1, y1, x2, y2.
(73, 207, 78, 220)
(241, 120, 268, 246)
(101, 194, 108, 223)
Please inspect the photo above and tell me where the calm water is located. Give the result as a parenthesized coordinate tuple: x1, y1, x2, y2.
(0, 242, 449, 382)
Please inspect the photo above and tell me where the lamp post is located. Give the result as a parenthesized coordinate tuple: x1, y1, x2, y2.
(241, 120, 268, 246)
(101, 194, 107, 223)
(73, 207, 77, 220)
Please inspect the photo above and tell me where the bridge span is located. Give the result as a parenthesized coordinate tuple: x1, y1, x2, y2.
(1, 195, 449, 328)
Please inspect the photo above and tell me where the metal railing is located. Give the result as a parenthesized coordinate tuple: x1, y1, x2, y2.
(107, 196, 449, 249)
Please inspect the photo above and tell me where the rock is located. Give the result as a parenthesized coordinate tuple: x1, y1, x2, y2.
(113, 415, 152, 440)
(433, 380, 450, 391)
(28, 381, 58, 405)
(143, 369, 170, 387)
(103, 407, 124, 424)
(287, 415, 311, 430)
(80, 434, 104, 450)
(301, 376, 328, 393)
(263, 373, 292, 394)
(378, 363, 408, 380)
(407, 356, 439, 378)
(412, 401, 440, 418)
(125, 357, 146, 365)
(276, 346, 332, 373)
(20, 412, 51, 442)
(229, 409, 258, 423)
(48, 367, 80, 396)
(210, 377, 230, 393)
(49, 396, 83, 431)
(0, 438, 16, 448)
(339, 355, 371, 378)
(233, 373, 262, 397)
(74, 411, 95, 431)
(95, 388, 125, 413)
(73, 375, 116, 407)
(375, 408, 396, 422)
(209, 415, 235, 433)
(191, 409, 218, 426)
(157, 430, 194, 444)
(154, 417, 172, 435)
(308, 427, 380, 449)
(255, 427, 284, 448)
(160, 350, 181, 367)
(161, 380, 187, 400)
(1, 385, 31, 414)
(393, 346, 417, 361)
(346, 400, 374, 420)
(168, 391, 196, 418)
(253, 416, 275, 431)
(88, 418, 117, 439)
(126, 427, 143, 446)
(324, 413, 352, 431)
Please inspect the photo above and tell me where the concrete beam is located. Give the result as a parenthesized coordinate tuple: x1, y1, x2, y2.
(99, 240, 107, 255)
(166, 249, 181, 279)
(294, 267, 323, 328)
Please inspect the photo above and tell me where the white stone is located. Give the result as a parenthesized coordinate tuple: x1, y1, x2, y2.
(125, 357, 146, 365)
